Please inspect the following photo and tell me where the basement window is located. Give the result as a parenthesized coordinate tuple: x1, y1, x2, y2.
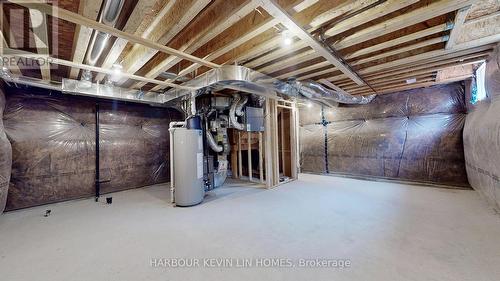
(471, 62, 487, 104)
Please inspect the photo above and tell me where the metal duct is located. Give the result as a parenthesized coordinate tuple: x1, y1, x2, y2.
(229, 94, 245, 130)
(62, 78, 167, 105)
(164, 65, 375, 106)
(235, 95, 248, 116)
(86, 0, 125, 66)
(206, 130, 223, 153)
(0, 74, 171, 106)
(214, 169, 227, 188)
(295, 81, 376, 105)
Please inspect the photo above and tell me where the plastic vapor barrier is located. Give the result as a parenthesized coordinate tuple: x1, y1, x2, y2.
(300, 82, 469, 187)
(0, 85, 12, 213)
(464, 44, 500, 209)
(299, 124, 326, 173)
(2, 86, 182, 210)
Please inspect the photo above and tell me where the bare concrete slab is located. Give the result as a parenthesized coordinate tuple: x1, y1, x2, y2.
(1, 174, 499, 281)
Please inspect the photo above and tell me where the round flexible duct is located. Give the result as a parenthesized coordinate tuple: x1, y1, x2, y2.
(235, 95, 248, 116)
(230, 94, 245, 130)
(206, 130, 223, 153)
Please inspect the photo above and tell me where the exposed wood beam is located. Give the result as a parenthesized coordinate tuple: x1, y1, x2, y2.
(297, 67, 335, 81)
(272, 0, 472, 77)
(3, 48, 195, 90)
(175, 15, 281, 78)
(453, 33, 500, 50)
(356, 44, 492, 75)
(236, 0, 357, 69)
(346, 73, 437, 91)
(318, 79, 350, 95)
(287, 35, 448, 81)
(353, 75, 473, 96)
(276, 61, 329, 79)
(344, 23, 452, 60)
(446, 7, 470, 50)
(325, 45, 493, 82)
(148, 0, 308, 91)
(117, 0, 210, 84)
(465, 10, 500, 24)
(69, 0, 102, 79)
(8, 0, 221, 68)
(351, 75, 437, 94)
(339, 56, 486, 87)
(258, 48, 316, 73)
(362, 48, 491, 78)
(95, 0, 161, 82)
(333, 0, 475, 50)
(28, 8, 50, 80)
(251, 2, 456, 80)
(257, 0, 365, 85)
(133, 0, 259, 90)
(274, 24, 452, 79)
(292, 0, 318, 13)
(351, 36, 449, 66)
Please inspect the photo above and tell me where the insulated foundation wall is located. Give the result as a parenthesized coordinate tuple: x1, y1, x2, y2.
(464, 44, 500, 209)
(0, 84, 12, 213)
(2, 87, 182, 210)
(300, 82, 469, 187)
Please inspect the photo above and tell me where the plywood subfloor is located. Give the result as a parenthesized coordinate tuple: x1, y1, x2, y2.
(1, 174, 500, 281)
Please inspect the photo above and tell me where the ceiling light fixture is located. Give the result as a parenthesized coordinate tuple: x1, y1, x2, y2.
(281, 30, 293, 46)
(110, 63, 123, 82)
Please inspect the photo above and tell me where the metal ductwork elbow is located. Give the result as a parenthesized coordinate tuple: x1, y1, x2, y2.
(229, 94, 246, 130)
(235, 95, 248, 116)
(206, 130, 223, 153)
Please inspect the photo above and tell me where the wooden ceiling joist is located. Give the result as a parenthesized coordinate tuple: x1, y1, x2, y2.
(94, 0, 165, 82)
(257, 0, 365, 85)
(248, 3, 453, 79)
(334, 0, 474, 50)
(8, 0, 221, 68)
(132, 0, 260, 90)
(353, 75, 473, 96)
(147, 0, 309, 92)
(338, 56, 486, 88)
(344, 23, 452, 60)
(28, 8, 50, 80)
(446, 7, 470, 50)
(289, 35, 449, 81)
(117, 0, 211, 85)
(324, 44, 493, 84)
(68, 0, 102, 79)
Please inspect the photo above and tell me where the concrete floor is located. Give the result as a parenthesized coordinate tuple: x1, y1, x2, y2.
(1, 174, 500, 281)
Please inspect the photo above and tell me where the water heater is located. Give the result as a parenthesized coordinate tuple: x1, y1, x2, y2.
(170, 127, 205, 206)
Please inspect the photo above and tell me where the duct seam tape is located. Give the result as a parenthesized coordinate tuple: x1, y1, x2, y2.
(197, 153, 204, 179)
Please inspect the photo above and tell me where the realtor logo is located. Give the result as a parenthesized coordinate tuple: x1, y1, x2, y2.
(0, 0, 58, 70)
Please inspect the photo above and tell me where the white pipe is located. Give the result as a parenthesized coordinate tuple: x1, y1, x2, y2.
(169, 121, 185, 204)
